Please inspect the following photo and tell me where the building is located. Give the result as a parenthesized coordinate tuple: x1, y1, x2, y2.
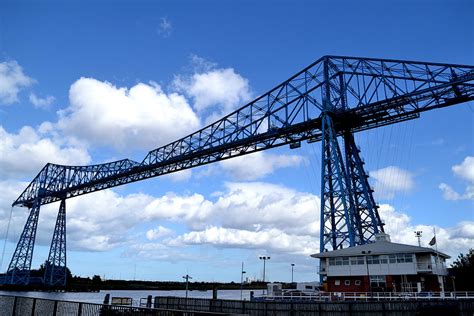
(311, 233, 449, 293)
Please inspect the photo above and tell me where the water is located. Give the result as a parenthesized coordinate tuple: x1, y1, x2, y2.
(0, 289, 257, 305)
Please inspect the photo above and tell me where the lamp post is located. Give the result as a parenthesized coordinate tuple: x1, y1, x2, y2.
(259, 256, 270, 294)
(291, 263, 295, 284)
(414, 231, 422, 247)
(240, 262, 246, 300)
(183, 274, 192, 299)
(362, 251, 372, 295)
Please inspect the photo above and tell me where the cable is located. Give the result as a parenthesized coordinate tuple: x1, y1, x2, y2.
(0, 206, 14, 271)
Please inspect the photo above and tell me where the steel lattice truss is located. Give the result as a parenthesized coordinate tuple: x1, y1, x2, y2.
(5, 56, 474, 285)
(44, 199, 67, 286)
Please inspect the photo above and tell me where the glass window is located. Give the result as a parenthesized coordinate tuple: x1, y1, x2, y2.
(389, 255, 396, 263)
(342, 257, 349, 265)
(368, 255, 380, 264)
(329, 258, 335, 266)
(344, 280, 350, 286)
(380, 255, 388, 264)
(405, 254, 413, 263)
(350, 256, 365, 265)
(355, 280, 361, 286)
(335, 280, 340, 286)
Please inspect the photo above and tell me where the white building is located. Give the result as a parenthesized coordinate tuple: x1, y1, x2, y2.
(311, 233, 449, 293)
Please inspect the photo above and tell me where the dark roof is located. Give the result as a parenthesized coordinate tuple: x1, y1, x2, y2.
(311, 241, 450, 259)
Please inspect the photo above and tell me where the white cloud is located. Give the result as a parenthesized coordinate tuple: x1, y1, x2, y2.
(0, 60, 35, 105)
(29, 92, 55, 109)
(158, 17, 172, 38)
(205, 152, 305, 180)
(0, 125, 91, 179)
(171, 227, 318, 256)
(211, 182, 320, 235)
(57, 78, 200, 150)
(173, 61, 251, 119)
(439, 156, 474, 201)
(370, 166, 415, 199)
(146, 226, 174, 240)
(452, 156, 474, 182)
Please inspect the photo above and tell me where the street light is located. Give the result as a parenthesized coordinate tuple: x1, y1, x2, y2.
(259, 256, 270, 294)
(240, 262, 246, 300)
(182, 274, 192, 299)
(291, 263, 295, 284)
(362, 251, 372, 295)
(414, 231, 423, 247)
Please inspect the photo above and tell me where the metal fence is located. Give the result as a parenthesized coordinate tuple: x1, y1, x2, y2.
(154, 296, 474, 316)
(0, 295, 240, 316)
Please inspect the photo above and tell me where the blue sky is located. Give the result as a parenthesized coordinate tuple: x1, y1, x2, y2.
(0, 0, 473, 283)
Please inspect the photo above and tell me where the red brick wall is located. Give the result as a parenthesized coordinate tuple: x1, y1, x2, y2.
(327, 276, 367, 292)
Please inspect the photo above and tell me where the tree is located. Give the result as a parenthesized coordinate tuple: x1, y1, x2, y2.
(450, 249, 474, 291)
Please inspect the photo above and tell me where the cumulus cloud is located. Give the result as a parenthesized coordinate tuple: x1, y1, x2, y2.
(370, 166, 415, 199)
(173, 58, 251, 120)
(146, 226, 174, 240)
(439, 156, 474, 201)
(57, 78, 200, 150)
(29, 92, 55, 109)
(452, 156, 474, 182)
(0, 125, 90, 179)
(171, 227, 318, 256)
(202, 152, 305, 180)
(0, 60, 35, 105)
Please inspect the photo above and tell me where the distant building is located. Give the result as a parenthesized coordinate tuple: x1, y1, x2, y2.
(311, 233, 449, 293)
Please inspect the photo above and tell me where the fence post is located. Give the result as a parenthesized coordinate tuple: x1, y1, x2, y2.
(77, 302, 82, 316)
(12, 296, 17, 316)
(53, 300, 58, 316)
(348, 302, 352, 316)
(31, 298, 36, 316)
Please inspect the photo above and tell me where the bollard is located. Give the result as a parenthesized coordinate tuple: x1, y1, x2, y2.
(147, 295, 152, 308)
(212, 288, 218, 300)
(103, 293, 110, 305)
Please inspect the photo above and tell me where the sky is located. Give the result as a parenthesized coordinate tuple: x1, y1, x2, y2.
(0, 0, 473, 283)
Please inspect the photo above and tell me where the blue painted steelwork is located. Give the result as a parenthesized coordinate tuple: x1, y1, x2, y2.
(5, 199, 41, 285)
(43, 199, 67, 286)
(3, 56, 474, 285)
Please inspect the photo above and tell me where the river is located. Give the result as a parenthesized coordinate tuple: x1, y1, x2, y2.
(0, 289, 258, 305)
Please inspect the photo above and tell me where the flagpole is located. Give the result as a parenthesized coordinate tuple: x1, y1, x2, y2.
(433, 227, 443, 294)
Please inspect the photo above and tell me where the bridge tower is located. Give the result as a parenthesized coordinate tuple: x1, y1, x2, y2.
(44, 199, 67, 286)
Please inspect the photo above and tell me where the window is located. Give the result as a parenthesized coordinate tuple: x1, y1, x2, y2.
(389, 255, 396, 263)
(305, 285, 313, 290)
(335, 280, 340, 286)
(380, 255, 388, 264)
(344, 280, 350, 286)
(350, 256, 365, 265)
(331, 257, 350, 266)
(355, 280, 361, 286)
(367, 255, 380, 264)
(369, 275, 386, 288)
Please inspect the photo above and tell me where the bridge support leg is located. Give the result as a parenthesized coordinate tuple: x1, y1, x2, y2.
(343, 132, 384, 244)
(5, 200, 41, 285)
(319, 115, 385, 252)
(44, 199, 67, 287)
(319, 114, 355, 252)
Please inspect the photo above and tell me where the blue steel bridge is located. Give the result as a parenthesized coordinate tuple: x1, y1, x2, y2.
(2, 56, 473, 287)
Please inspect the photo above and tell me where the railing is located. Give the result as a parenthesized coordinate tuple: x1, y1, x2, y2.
(256, 291, 474, 302)
(0, 295, 241, 316)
